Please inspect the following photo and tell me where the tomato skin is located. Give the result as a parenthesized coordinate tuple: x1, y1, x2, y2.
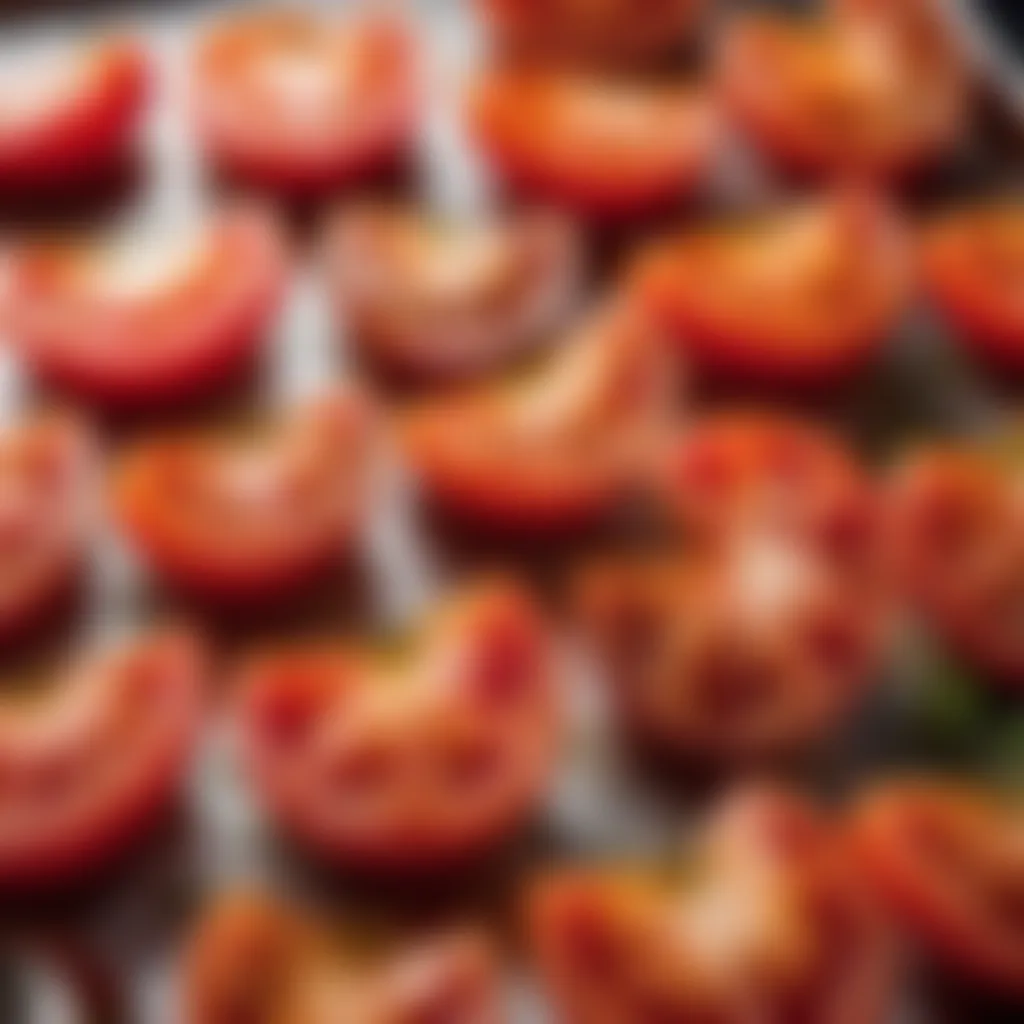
(854, 781, 1024, 1000)
(0, 631, 204, 890)
(191, 11, 420, 194)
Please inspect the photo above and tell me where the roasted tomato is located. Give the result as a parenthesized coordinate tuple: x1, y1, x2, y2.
(114, 390, 375, 606)
(890, 443, 1023, 686)
(5, 206, 287, 409)
(0, 414, 95, 642)
(0, 37, 148, 192)
(468, 65, 716, 220)
(0, 631, 203, 889)
(922, 200, 1024, 374)
(238, 580, 558, 872)
(325, 203, 581, 382)
(191, 10, 420, 193)
(637, 188, 910, 388)
(185, 892, 502, 1024)
(402, 301, 672, 534)
(855, 779, 1024, 1000)
(719, 0, 967, 181)
(531, 786, 894, 1024)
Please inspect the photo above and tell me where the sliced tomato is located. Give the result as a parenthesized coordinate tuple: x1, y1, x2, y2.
(0, 631, 203, 889)
(855, 779, 1024, 1000)
(402, 301, 673, 534)
(238, 579, 558, 872)
(114, 390, 375, 605)
(185, 892, 502, 1024)
(325, 202, 581, 382)
(5, 206, 287, 409)
(468, 65, 717, 220)
(637, 188, 910, 388)
(719, 0, 967, 181)
(531, 786, 894, 1024)
(922, 200, 1024, 373)
(0, 36, 149, 192)
(191, 10, 420, 193)
(890, 443, 1023, 686)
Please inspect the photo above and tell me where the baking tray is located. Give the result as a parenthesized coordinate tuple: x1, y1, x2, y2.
(0, 0, 1020, 1021)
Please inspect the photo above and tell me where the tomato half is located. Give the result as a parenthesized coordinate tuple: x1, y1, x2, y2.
(0, 36, 149, 192)
(637, 188, 910, 388)
(185, 892, 502, 1024)
(115, 390, 375, 606)
(191, 10, 420, 193)
(402, 301, 673, 534)
(238, 579, 558, 872)
(855, 779, 1024, 1000)
(531, 786, 894, 1024)
(5, 206, 287, 409)
(890, 443, 1023, 687)
(922, 200, 1024, 374)
(719, 0, 967, 181)
(0, 631, 203, 889)
(468, 65, 717, 220)
(325, 202, 581, 382)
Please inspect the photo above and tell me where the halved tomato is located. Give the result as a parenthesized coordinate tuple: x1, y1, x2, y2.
(325, 202, 581, 382)
(191, 10, 420, 193)
(719, 0, 967, 181)
(185, 892, 502, 1024)
(0, 414, 95, 642)
(855, 779, 1024, 1000)
(4, 206, 287, 409)
(637, 188, 910, 388)
(468, 65, 717, 220)
(0, 36, 149, 192)
(531, 786, 894, 1024)
(0, 630, 203, 889)
(114, 390, 375, 605)
(402, 300, 673, 534)
(890, 442, 1023, 686)
(922, 200, 1024, 373)
(237, 579, 558, 872)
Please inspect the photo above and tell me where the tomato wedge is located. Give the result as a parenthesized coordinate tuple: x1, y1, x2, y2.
(0, 36, 149, 192)
(531, 786, 895, 1024)
(191, 10, 420, 193)
(0, 631, 203, 889)
(185, 891, 502, 1024)
(468, 65, 717, 219)
(923, 200, 1024, 374)
(238, 579, 558, 872)
(5, 206, 287, 409)
(325, 202, 581, 382)
(855, 779, 1024, 1000)
(115, 390, 375, 606)
(637, 188, 910, 388)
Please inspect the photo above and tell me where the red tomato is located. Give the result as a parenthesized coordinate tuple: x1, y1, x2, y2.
(922, 201, 1024, 373)
(890, 443, 1023, 687)
(185, 892, 502, 1024)
(191, 10, 420, 193)
(0, 414, 95, 642)
(402, 301, 673, 534)
(5, 206, 287, 409)
(468, 65, 717, 220)
(238, 579, 559, 872)
(114, 390, 375, 606)
(855, 780, 1024, 1000)
(325, 202, 581, 382)
(637, 188, 911, 388)
(0, 631, 203, 889)
(531, 786, 895, 1024)
(0, 37, 149, 192)
(719, 0, 967, 181)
